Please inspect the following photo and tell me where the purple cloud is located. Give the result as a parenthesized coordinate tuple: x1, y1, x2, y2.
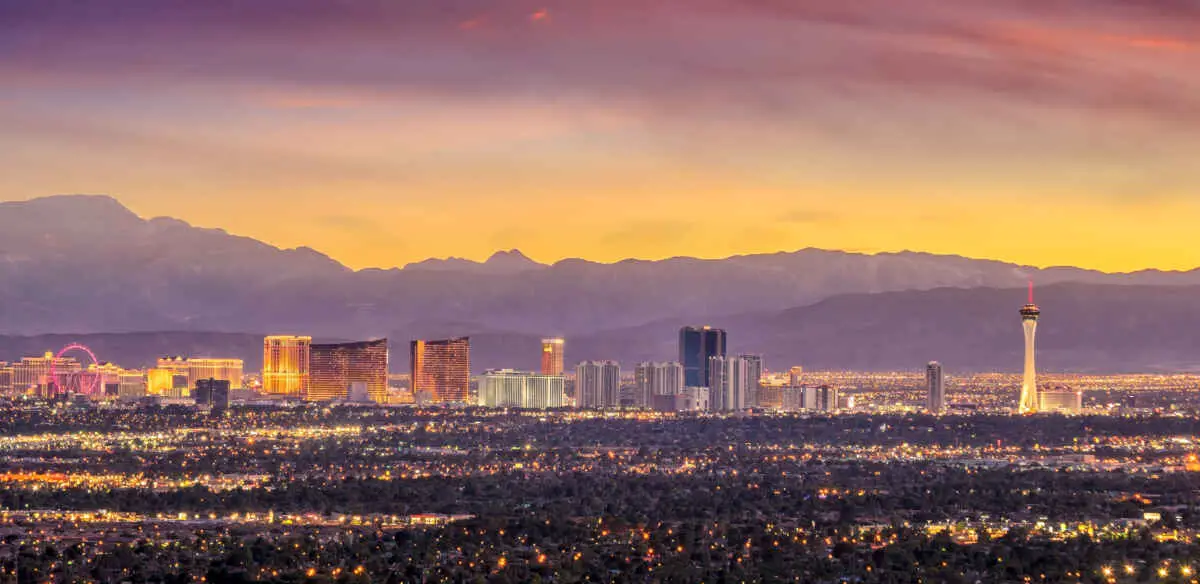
(1, 0, 1198, 127)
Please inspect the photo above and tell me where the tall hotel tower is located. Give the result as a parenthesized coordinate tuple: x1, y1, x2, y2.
(309, 339, 389, 403)
(576, 360, 621, 409)
(926, 361, 945, 414)
(540, 338, 565, 375)
(411, 337, 471, 403)
(679, 326, 726, 387)
(263, 335, 311, 397)
(1017, 283, 1041, 414)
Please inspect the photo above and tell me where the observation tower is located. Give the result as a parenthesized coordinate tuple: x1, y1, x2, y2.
(1017, 282, 1040, 414)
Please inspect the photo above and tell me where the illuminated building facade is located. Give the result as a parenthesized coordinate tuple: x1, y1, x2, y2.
(478, 370, 565, 409)
(0, 362, 11, 394)
(576, 360, 621, 409)
(1018, 284, 1041, 414)
(93, 363, 124, 400)
(411, 337, 470, 403)
(262, 335, 311, 398)
(540, 338, 565, 376)
(187, 358, 244, 390)
(778, 385, 839, 412)
(756, 370, 786, 410)
(634, 362, 683, 407)
(679, 326, 726, 387)
(927, 361, 945, 414)
(309, 339, 388, 403)
(1039, 389, 1082, 413)
(12, 353, 79, 396)
(146, 368, 187, 397)
(788, 366, 804, 387)
(157, 356, 189, 376)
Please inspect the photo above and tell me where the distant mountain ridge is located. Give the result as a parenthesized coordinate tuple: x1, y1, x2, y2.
(3, 194, 1200, 374)
(5, 283, 1200, 373)
(402, 249, 547, 274)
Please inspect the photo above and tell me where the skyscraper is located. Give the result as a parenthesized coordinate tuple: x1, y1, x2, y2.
(1018, 283, 1040, 414)
(679, 326, 726, 387)
(926, 361, 945, 414)
(309, 339, 389, 403)
(634, 362, 684, 407)
(478, 370, 566, 409)
(707, 356, 726, 410)
(708, 355, 753, 411)
(815, 385, 840, 413)
(411, 337, 471, 403)
(741, 354, 763, 408)
(262, 335, 311, 397)
(195, 378, 231, 411)
(576, 360, 621, 409)
(540, 338, 565, 375)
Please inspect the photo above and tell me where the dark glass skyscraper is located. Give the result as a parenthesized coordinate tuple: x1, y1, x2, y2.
(195, 378, 231, 411)
(679, 326, 726, 387)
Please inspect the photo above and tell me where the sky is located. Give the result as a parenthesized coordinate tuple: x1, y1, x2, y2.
(2, 0, 1199, 271)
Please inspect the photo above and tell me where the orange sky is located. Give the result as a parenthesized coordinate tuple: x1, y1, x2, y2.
(2, 0, 1199, 271)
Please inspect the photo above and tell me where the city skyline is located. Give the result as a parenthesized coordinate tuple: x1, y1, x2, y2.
(4, 2, 1199, 579)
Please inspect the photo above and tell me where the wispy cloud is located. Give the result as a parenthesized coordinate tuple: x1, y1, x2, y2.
(2, 0, 1197, 126)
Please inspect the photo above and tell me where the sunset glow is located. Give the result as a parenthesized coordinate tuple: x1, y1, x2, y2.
(2, 0, 1198, 270)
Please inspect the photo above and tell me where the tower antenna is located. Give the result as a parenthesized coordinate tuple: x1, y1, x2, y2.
(1028, 280, 1034, 304)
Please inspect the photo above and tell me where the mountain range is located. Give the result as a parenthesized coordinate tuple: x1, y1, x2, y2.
(2, 194, 1199, 373)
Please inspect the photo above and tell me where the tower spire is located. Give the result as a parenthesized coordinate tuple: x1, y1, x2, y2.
(1018, 284, 1041, 414)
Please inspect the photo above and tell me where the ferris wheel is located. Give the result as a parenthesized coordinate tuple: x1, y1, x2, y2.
(48, 343, 101, 396)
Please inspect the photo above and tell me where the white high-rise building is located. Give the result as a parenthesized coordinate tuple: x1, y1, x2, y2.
(576, 361, 621, 408)
(800, 386, 820, 410)
(926, 361, 945, 414)
(525, 374, 567, 409)
(479, 370, 566, 409)
(1018, 284, 1041, 414)
(740, 354, 763, 407)
(708, 355, 754, 411)
(635, 362, 683, 404)
(815, 385, 839, 413)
